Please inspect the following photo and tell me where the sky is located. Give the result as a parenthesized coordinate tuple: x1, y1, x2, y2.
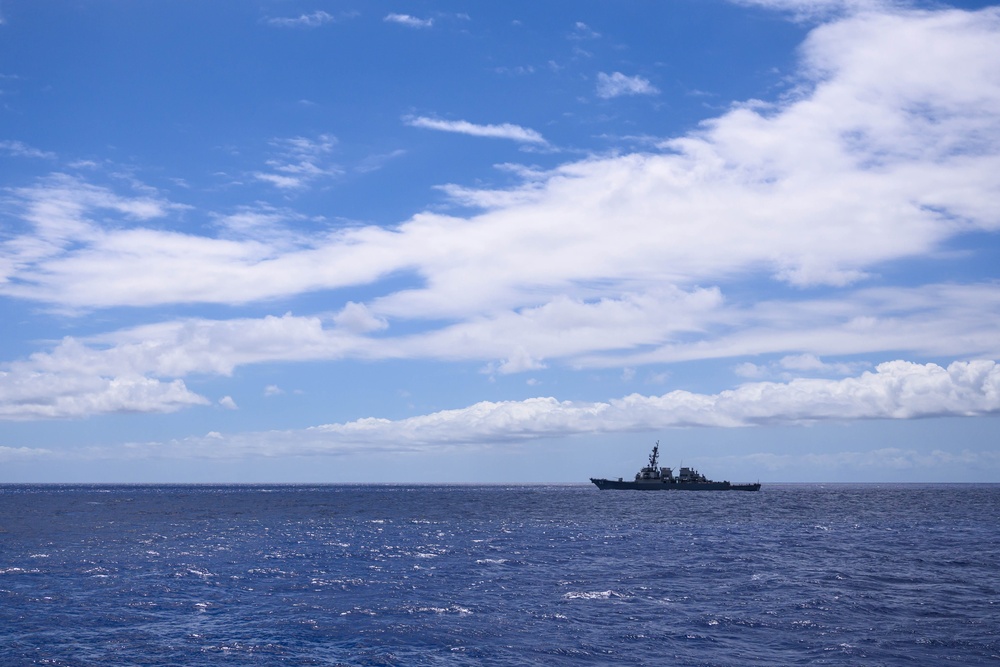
(1, 0, 999, 483)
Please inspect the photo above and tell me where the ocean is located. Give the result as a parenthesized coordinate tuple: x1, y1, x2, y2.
(1, 484, 997, 666)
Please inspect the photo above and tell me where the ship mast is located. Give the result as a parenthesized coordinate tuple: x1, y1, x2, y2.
(648, 441, 659, 469)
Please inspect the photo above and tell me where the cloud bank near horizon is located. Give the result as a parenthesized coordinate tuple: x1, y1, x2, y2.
(3, 360, 997, 461)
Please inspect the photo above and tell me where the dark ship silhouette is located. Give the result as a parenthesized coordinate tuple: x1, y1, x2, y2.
(590, 441, 760, 491)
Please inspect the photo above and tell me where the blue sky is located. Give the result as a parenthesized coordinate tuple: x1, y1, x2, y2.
(2, 0, 999, 483)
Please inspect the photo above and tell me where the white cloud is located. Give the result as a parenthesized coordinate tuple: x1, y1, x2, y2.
(779, 354, 862, 376)
(254, 172, 302, 189)
(355, 148, 407, 174)
(8, 360, 996, 455)
(5, 8, 997, 314)
(1, 6, 999, 423)
(576, 283, 1000, 370)
(734, 354, 866, 380)
(80, 313, 372, 376)
(384, 13, 433, 28)
(0, 282, 998, 423)
(724, 447, 1000, 476)
(333, 301, 389, 334)
(219, 395, 238, 410)
(404, 116, 547, 144)
(265, 11, 336, 28)
(729, 0, 893, 21)
(253, 134, 341, 189)
(494, 65, 535, 76)
(388, 287, 728, 366)
(0, 370, 208, 421)
(497, 346, 547, 375)
(0, 174, 177, 296)
(0, 140, 55, 159)
(734, 362, 767, 379)
(211, 204, 311, 247)
(596, 72, 659, 99)
(0, 446, 54, 462)
(570, 22, 601, 39)
(265, 359, 1000, 444)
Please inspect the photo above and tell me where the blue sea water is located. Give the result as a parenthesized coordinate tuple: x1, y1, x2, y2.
(1, 484, 998, 666)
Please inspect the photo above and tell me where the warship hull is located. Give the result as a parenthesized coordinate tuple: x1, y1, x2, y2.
(590, 441, 761, 491)
(590, 477, 761, 491)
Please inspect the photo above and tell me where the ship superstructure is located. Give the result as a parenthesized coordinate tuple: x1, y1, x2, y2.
(590, 442, 760, 491)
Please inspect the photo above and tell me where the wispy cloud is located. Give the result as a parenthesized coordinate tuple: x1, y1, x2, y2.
(264, 11, 337, 28)
(384, 13, 433, 28)
(355, 148, 407, 174)
(0, 140, 56, 159)
(404, 116, 546, 144)
(569, 21, 601, 39)
(0, 446, 54, 462)
(494, 65, 536, 76)
(0, 174, 175, 298)
(595, 72, 659, 99)
(211, 204, 311, 248)
(253, 133, 341, 189)
(728, 0, 892, 21)
(735, 354, 866, 380)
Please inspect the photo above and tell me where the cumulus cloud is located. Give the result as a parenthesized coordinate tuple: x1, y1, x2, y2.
(333, 301, 389, 334)
(311, 360, 1000, 440)
(6, 361, 996, 456)
(0, 371, 208, 421)
(595, 72, 659, 99)
(384, 13, 433, 28)
(404, 116, 547, 144)
(1, 282, 998, 421)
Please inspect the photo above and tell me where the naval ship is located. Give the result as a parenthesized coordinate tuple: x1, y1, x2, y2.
(590, 442, 761, 491)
